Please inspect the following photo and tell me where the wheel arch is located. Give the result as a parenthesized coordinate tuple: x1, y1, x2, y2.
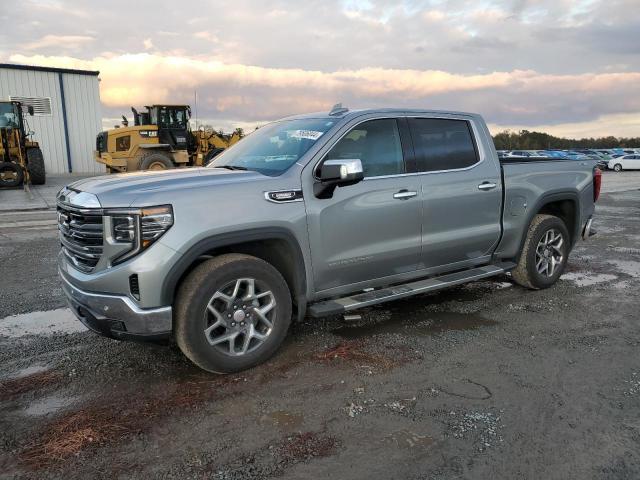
(516, 192, 580, 259)
(162, 228, 308, 319)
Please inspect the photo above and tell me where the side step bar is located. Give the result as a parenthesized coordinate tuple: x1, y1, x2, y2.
(308, 262, 516, 318)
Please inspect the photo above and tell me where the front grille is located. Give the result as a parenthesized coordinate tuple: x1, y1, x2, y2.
(58, 205, 104, 272)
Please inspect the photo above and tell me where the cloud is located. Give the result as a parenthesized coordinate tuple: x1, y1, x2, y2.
(23, 34, 94, 51)
(3, 0, 639, 136)
(9, 52, 640, 137)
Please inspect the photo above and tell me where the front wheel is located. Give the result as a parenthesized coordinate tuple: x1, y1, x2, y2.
(0, 162, 24, 188)
(511, 214, 569, 289)
(613, 164, 622, 172)
(138, 151, 175, 170)
(175, 254, 292, 373)
(26, 148, 46, 185)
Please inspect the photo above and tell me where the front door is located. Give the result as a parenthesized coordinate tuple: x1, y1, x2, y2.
(303, 118, 422, 293)
(406, 117, 503, 270)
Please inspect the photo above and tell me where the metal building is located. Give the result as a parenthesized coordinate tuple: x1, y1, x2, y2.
(0, 63, 104, 174)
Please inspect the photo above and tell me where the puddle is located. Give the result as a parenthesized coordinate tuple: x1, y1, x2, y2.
(1, 364, 49, 381)
(383, 430, 434, 449)
(333, 311, 497, 339)
(0, 308, 87, 337)
(561, 272, 617, 287)
(24, 393, 79, 416)
(609, 260, 640, 278)
(260, 410, 304, 429)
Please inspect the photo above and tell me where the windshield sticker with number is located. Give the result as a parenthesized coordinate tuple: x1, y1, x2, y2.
(290, 130, 324, 141)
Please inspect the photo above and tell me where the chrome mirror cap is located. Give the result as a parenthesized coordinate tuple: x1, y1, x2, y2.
(320, 158, 363, 182)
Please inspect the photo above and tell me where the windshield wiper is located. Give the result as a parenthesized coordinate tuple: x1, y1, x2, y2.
(213, 165, 248, 171)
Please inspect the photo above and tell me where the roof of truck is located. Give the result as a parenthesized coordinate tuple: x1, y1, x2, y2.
(278, 107, 480, 122)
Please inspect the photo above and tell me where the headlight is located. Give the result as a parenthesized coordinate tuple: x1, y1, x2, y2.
(109, 205, 173, 264)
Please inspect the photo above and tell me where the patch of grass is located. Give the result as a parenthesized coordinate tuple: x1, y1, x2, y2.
(0, 370, 62, 401)
(19, 375, 240, 469)
(278, 431, 339, 463)
(314, 340, 404, 371)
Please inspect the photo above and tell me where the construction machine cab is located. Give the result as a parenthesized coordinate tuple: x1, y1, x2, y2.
(0, 101, 24, 130)
(133, 105, 192, 151)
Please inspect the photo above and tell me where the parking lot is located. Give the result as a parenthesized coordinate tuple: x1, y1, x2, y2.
(1, 171, 639, 479)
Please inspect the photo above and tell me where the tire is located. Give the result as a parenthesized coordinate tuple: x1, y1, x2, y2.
(511, 214, 570, 290)
(175, 254, 292, 373)
(613, 164, 622, 172)
(26, 148, 46, 185)
(0, 161, 24, 188)
(138, 151, 174, 170)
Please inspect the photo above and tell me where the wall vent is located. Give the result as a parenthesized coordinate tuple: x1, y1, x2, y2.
(9, 96, 52, 116)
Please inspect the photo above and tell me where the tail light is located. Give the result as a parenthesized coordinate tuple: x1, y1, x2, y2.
(593, 167, 602, 202)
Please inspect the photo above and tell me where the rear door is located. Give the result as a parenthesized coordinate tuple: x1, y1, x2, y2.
(406, 117, 502, 270)
(629, 155, 640, 170)
(303, 118, 422, 293)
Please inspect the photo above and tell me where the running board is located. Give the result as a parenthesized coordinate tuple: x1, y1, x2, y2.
(308, 262, 516, 318)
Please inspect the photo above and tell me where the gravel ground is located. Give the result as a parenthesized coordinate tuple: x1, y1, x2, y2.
(1, 171, 639, 479)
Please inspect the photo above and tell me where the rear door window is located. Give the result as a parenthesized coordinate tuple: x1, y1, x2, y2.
(408, 118, 479, 172)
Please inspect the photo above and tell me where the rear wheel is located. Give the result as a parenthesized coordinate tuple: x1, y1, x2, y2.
(0, 162, 24, 188)
(175, 254, 292, 373)
(138, 151, 174, 170)
(511, 214, 569, 289)
(26, 148, 46, 185)
(613, 163, 622, 172)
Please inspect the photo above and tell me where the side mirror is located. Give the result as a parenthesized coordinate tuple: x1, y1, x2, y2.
(27, 106, 34, 116)
(320, 159, 364, 183)
(315, 159, 364, 198)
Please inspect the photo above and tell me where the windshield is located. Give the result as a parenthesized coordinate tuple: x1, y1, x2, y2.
(0, 103, 20, 128)
(208, 118, 337, 176)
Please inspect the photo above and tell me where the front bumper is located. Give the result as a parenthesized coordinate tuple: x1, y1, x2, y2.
(60, 269, 172, 341)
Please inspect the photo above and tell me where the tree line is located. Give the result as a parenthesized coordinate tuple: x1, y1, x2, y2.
(492, 130, 640, 150)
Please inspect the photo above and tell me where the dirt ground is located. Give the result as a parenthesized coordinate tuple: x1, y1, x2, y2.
(1, 172, 639, 479)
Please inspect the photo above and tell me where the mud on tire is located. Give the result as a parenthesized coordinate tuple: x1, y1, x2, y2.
(511, 214, 570, 290)
(174, 254, 292, 374)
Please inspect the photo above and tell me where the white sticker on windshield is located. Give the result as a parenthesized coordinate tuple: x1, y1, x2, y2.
(290, 130, 324, 141)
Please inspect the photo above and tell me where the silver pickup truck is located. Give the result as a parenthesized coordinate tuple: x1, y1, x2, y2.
(57, 106, 601, 373)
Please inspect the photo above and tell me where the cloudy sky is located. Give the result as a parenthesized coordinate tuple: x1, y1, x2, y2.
(2, 0, 639, 137)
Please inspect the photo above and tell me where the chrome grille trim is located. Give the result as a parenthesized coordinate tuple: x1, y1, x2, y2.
(57, 204, 104, 273)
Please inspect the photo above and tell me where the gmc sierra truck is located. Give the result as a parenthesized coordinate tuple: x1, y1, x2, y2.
(57, 106, 601, 373)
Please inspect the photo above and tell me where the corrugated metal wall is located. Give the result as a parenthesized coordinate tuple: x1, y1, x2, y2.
(61, 74, 104, 173)
(0, 67, 104, 174)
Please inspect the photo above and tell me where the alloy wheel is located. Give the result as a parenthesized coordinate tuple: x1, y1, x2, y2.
(535, 228, 564, 277)
(203, 278, 276, 356)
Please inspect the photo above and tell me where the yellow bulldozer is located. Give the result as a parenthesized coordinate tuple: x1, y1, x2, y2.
(95, 104, 243, 173)
(0, 100, 46, 187)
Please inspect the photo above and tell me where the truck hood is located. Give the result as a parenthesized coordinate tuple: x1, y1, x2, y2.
(67, 168, 265, 208)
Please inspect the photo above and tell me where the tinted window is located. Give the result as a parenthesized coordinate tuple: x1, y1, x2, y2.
(324, 119, 404, 177)
(408, 118, 478, 172)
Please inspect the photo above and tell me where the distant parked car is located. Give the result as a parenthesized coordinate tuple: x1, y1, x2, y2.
(608, 154, 640, 171)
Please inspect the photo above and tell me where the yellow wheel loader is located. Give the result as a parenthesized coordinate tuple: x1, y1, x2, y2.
(95, 105, 242, 173)
(0, 100, 46, 187)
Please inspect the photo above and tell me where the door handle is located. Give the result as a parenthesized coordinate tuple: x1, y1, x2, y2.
(393, 190, 417, 200)
(478, 182, 497, 191)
